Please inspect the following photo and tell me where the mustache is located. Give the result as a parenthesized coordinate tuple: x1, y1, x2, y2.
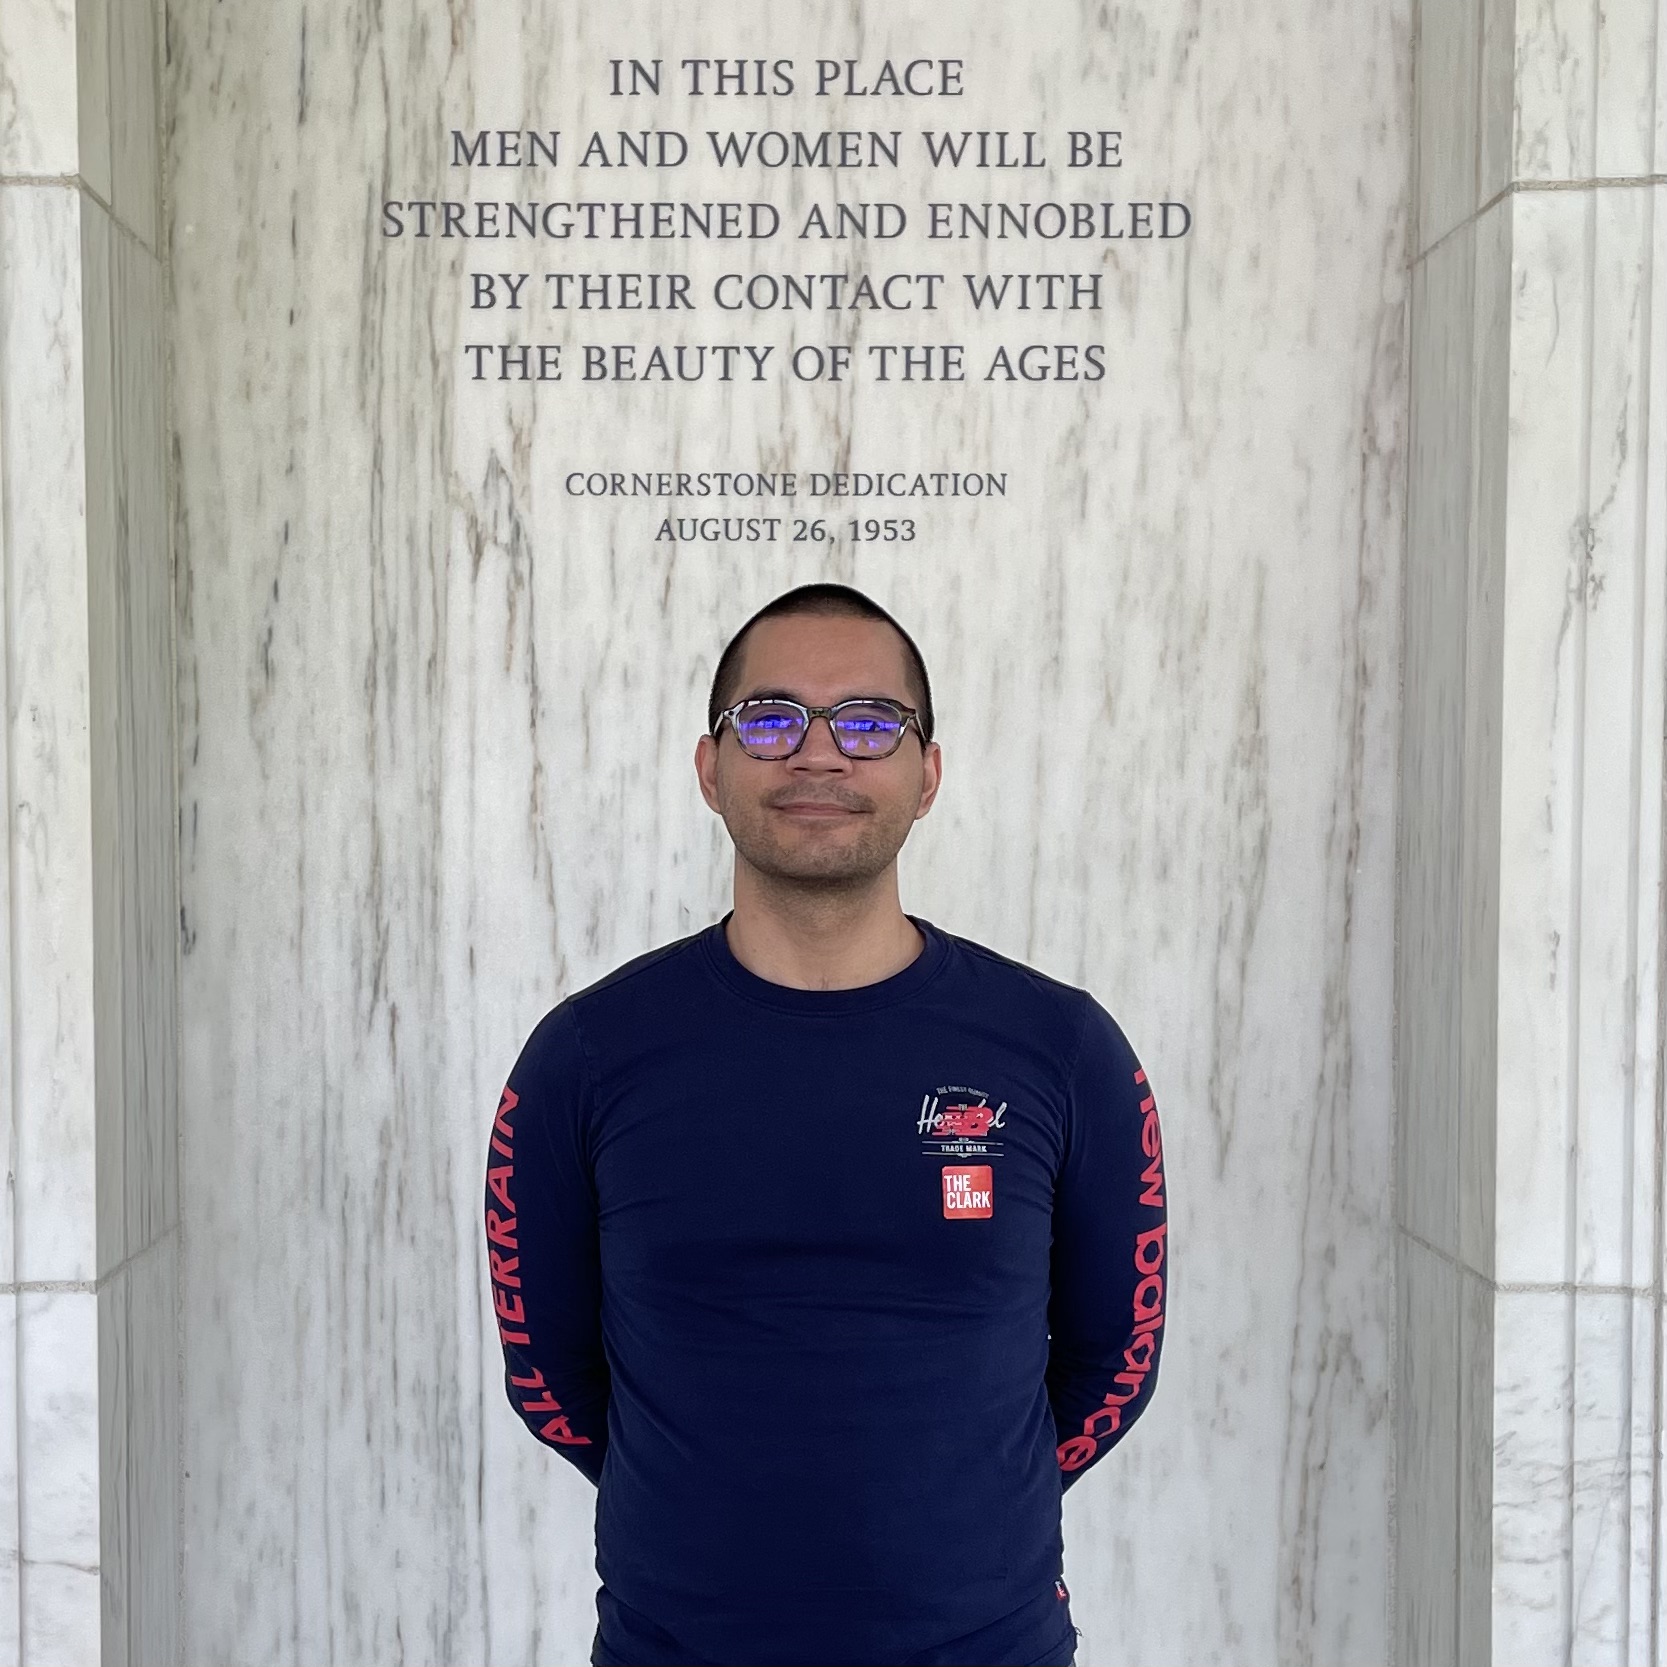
(765, 788, 873, 812)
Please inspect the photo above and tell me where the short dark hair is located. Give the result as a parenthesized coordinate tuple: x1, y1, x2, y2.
(707, 583, 935, 741)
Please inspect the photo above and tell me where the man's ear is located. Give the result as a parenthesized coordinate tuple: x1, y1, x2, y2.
(913, 740, 943, 820)
(695, 732, 723, 813)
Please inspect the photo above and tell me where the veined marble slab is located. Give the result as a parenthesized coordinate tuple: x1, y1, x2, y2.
(168, 1, 1410, 1660)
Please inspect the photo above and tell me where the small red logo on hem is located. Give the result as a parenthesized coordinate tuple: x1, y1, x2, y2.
(942, 1165, 993, 1218)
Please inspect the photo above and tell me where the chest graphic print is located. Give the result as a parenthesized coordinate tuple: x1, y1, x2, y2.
(918, 1085, 1008, 1159)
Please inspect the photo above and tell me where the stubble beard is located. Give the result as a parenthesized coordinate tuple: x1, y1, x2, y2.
(720, 792, 919, 892)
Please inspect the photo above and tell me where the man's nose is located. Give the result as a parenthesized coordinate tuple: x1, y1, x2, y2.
(791, 713, 852, 767)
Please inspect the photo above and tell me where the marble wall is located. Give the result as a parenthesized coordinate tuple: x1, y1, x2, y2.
(0, 0, 1644, 1658)
(0, 0, 179, 1661)
(1397, 0, 1667, 1660)
(164, 2, 1409, 1662)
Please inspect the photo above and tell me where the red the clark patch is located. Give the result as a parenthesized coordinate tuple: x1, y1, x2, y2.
(942, 1165, 993, 1218)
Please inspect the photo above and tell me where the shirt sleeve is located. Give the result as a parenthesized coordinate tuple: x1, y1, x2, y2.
(484, 1003, 611, 1484)
(1046, 993, 1169, 1489)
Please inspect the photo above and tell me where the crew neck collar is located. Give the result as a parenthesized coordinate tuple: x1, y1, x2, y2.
(699, 911, 951, 1013)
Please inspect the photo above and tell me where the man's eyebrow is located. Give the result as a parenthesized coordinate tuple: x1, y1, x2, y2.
(738, 687, 906, 703)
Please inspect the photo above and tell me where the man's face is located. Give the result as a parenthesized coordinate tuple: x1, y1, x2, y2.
(695, 613, 943, 889)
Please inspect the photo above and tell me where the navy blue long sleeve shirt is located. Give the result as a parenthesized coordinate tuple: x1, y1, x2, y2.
(484, 914, 1168, 1667)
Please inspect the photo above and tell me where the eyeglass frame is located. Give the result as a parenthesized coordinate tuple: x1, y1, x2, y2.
(711, 695, 928, 760)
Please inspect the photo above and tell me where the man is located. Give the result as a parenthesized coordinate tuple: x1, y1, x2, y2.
(484, 582, 1168, 1667)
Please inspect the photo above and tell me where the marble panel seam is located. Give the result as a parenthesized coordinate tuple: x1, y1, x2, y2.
(1653, 699, 1667, 1659)
(75, 178, 158, 259)
(1413, 176, 1667, 269)
(1413, 182, 1510, 267)
(1648, 169, 1667, 1664)
(0, 177, 159, 256)
(0, 1225, 178, 1298)
(1398, 1225, 1490, 1285)
(1610, 171, 1663, 1306)
(1564, 174, 1597, 1353)
(1399, 1225, 1657, 1296)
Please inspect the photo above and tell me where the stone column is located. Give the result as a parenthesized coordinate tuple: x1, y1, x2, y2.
(1398, 0, 1667, 1659)
(0, 0, 179, 1662)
